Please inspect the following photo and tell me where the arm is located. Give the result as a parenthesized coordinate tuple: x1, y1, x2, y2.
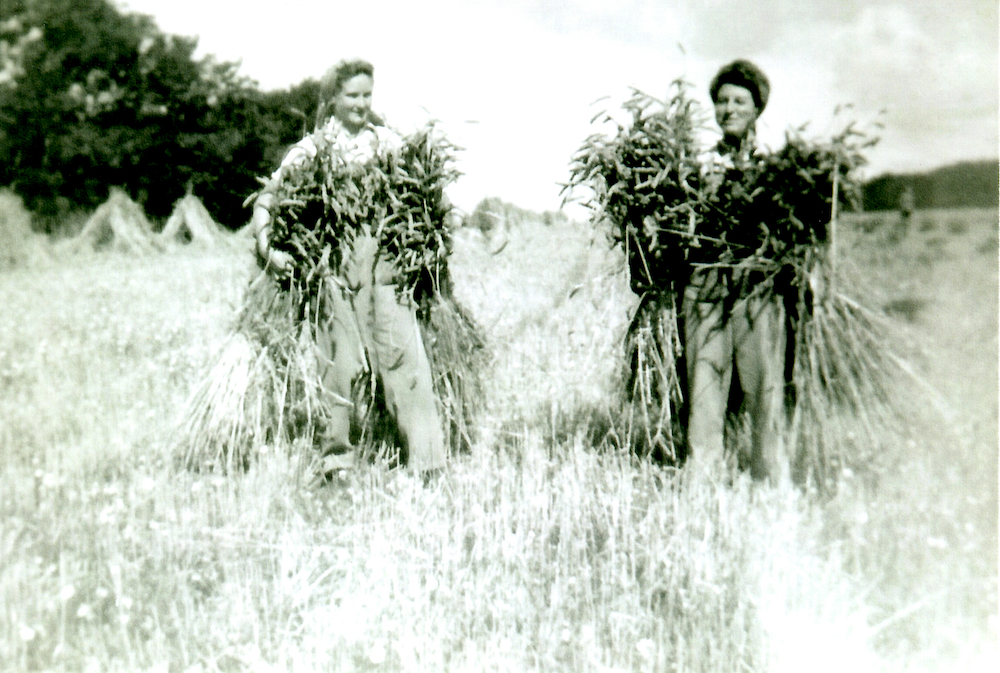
(251, 139, 316, 274)
(251, 187, 293, 275)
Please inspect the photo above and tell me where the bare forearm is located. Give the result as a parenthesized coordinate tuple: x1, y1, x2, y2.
(252, 192, 276, 260)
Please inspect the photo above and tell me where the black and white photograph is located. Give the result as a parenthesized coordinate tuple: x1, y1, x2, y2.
(1, 1, 996, 671)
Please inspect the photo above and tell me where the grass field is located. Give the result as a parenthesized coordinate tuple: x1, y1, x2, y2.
(0, 206, 996, 672)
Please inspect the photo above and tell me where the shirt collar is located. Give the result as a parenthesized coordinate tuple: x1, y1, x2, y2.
(320, 116, 376, 139)
(715, 128, 759, 164)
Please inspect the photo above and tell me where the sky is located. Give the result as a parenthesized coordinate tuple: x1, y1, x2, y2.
(118, 0, 998, 216)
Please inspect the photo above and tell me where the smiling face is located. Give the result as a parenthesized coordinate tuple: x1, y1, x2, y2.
(331, 73, 374, 134)
(714, 83, 759, 144)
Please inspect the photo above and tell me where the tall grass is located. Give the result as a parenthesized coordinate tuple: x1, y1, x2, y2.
(0, 214, 996, 671)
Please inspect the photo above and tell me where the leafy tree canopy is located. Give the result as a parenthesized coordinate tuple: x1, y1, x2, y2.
(0, 0, 317, 230)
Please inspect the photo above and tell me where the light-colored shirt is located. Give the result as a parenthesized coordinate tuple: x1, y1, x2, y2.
(272, 117, 403, 180)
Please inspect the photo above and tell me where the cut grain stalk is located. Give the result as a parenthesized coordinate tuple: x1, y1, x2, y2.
(176, 124, 485, 471)
(565, 79, 893, 488)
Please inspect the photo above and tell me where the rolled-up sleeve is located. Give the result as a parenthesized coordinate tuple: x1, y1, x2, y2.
(271, 136, 319, 182)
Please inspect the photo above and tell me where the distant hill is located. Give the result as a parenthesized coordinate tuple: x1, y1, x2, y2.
(863, 159, 999, 211)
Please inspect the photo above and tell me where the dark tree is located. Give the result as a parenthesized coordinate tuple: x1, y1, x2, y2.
(0, 0, 317, 230)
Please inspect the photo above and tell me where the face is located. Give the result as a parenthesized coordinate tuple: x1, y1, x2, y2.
(331, 74, 374, 134)
(714, 83, 759, 143)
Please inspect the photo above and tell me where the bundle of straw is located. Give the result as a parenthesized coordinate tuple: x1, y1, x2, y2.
(421, 286, 488, 454)
(709, 124, 872, 273)
(267, 125, 461, 304)
(565, 84, 874, 281)
(566, 82, 897, 487)
(375, 127, 462, 307)
(563, 83, 707, 457)
(788, 281, 900, 490)
(177, 124, 485, 472)
(177, 273, 331, 472)
(566, 81, 708, 294)
(621, 292, 684, 462)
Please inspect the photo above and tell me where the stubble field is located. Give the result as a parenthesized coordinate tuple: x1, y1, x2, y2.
(0, 206, 996, 672)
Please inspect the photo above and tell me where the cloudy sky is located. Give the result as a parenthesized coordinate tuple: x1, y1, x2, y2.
(119, 0, 998, 215)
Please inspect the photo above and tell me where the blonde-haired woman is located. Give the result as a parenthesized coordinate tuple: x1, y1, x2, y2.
(251, 60, 446, 479)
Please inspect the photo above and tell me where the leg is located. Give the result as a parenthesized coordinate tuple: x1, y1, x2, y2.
(369, 281, 446, 473)
(683, 272, 733, 473)
(313, 280, 368, 469)
(732, 294, 789, 485)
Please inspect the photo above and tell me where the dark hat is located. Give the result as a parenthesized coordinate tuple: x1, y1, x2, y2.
(710, 60, 770, 111)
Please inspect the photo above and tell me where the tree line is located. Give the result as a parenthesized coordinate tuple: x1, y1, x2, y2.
(862, 160, 999, 212)
(3, 1, 995, 233)
(0, 0, 320, 232)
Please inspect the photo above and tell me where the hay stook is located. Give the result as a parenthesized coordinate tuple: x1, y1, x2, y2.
(0, 188, 50, 271)
(72, 188, 162, 254)
(160, 191, 229, 247)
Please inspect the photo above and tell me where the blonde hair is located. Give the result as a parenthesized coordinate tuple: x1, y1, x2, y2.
(319, 59, 374, 100)
(315, 59, 383, 129)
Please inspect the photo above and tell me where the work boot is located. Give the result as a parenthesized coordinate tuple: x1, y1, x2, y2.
(312, 437, 357, 487)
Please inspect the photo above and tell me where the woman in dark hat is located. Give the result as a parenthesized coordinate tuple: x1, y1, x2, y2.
(710, 59, 770, 154)
(682, 59, 789, 485)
